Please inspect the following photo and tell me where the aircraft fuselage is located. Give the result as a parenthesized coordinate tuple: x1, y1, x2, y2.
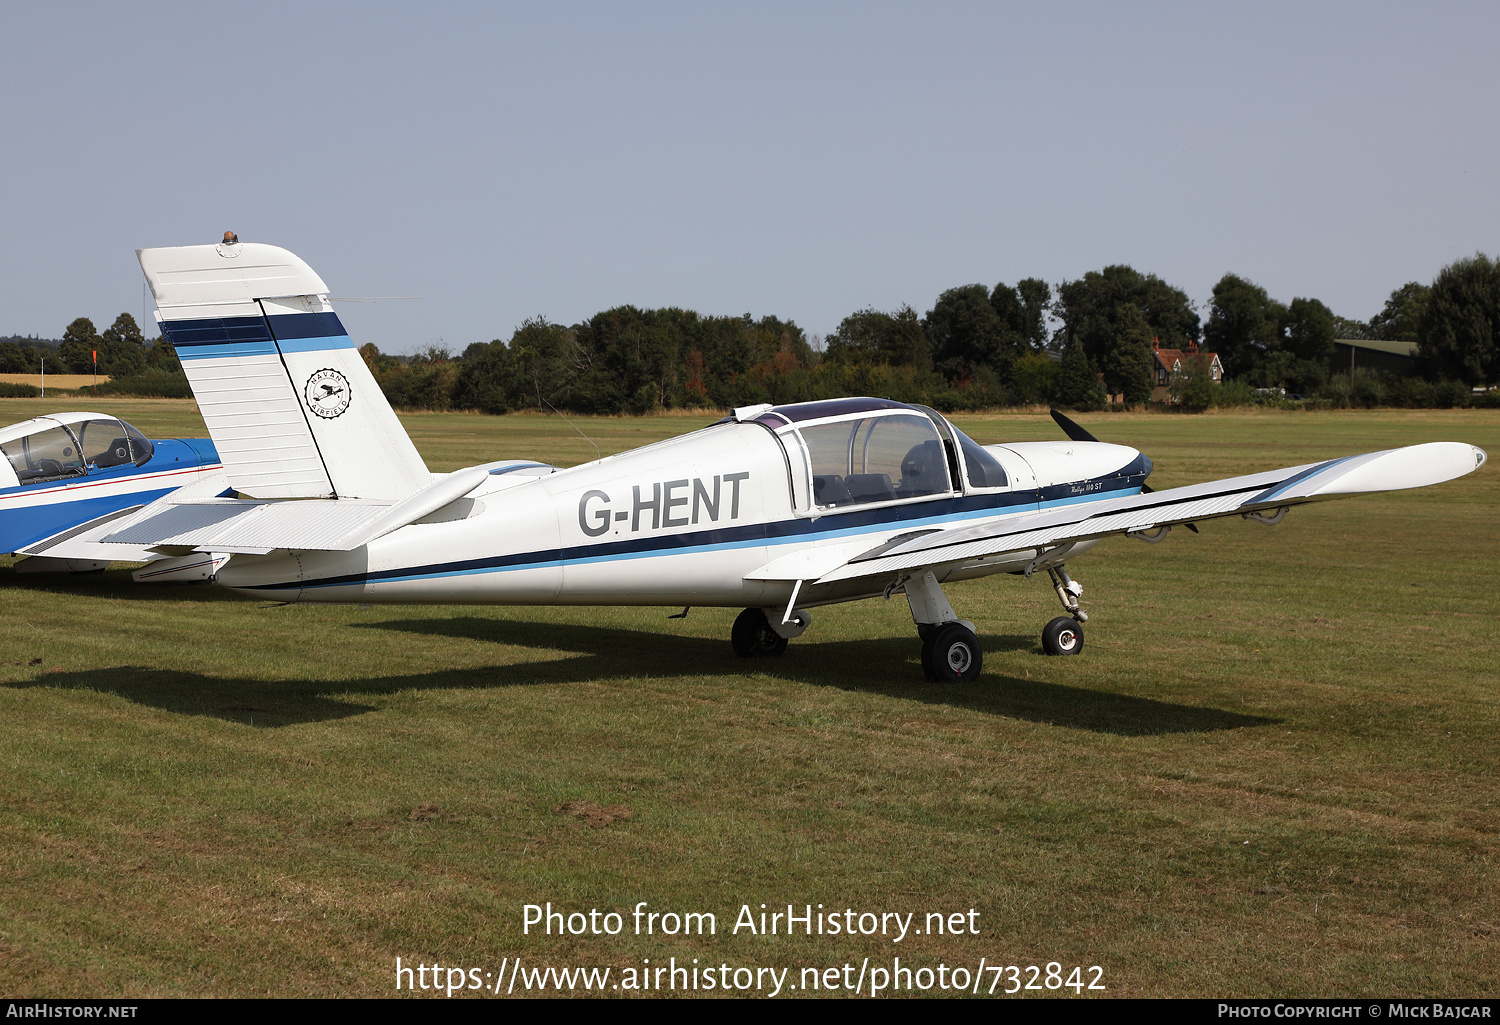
(213, 417, 1146, 608)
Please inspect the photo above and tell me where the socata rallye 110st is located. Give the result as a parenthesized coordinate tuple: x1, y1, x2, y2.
(45, 240, 1486, 681)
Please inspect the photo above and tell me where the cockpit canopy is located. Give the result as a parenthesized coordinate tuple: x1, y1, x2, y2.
(0, 413, 154, 487)
(731, 397, 1009, 512)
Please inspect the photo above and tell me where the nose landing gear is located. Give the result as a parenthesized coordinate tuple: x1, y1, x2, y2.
(1042, 615, 1084, 656)
(1041, 565, 1085, 656)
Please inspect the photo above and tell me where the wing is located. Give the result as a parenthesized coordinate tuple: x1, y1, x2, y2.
(809, 442, 1487, 586)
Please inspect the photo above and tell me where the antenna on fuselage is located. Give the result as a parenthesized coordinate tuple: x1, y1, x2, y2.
(540, 396, 600, 463)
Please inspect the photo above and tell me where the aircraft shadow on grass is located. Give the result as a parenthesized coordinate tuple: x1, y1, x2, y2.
(359, 616, 1280, 737)
(2, 667, 380, 728)
(0, 568, 247, 603)
(3, 614, 1274, 735)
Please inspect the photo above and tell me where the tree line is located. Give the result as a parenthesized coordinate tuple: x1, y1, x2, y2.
(10, 252, 1498, 412)
(0, 314, 181, 378)
(362, 252, 1498, 414)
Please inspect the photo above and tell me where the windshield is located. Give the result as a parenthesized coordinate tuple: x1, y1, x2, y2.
(951, 427, 1008, 489)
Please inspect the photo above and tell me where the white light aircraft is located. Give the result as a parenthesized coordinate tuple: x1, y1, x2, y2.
(42, 241, 1489, 680)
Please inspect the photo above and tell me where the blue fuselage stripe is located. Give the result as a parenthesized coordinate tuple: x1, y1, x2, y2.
(245, 473, 1149, 592)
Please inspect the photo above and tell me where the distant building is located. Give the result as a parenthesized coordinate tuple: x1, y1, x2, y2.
(1150, 339, 1223, 403)
(1332, 338, 1419, 377)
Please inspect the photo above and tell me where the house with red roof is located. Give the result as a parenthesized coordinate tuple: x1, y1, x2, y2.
(1150, 338, 1223, 403)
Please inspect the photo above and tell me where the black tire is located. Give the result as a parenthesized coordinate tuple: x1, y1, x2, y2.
(731, 607, 788, 658)
(1041, 616, 1084, 656)
(923, 623, 982, 683)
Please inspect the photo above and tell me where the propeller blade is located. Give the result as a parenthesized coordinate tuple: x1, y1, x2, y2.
(1049, 409, 1100, 444)
(1050, 408, 1194, 526)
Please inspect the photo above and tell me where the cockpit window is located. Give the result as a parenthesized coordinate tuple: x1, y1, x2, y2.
(75, 418, 153, 468)
(122, 421, 154, 465)
(799, 413, 952, 509)
(953, 427, 1008, 489)
(0, 426, 86, 484)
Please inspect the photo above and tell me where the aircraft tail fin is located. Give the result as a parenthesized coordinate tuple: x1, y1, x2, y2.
(139, 242, 430, 500)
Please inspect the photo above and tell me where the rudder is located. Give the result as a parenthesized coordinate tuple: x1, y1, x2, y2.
(140, 241, 430, 500)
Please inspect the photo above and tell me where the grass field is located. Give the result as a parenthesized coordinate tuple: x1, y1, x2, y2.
(0, 399, 1496, 998)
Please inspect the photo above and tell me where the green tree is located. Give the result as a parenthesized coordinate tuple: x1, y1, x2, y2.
(926, 284, 1017, 383)
(1369, 282, 1431, 343)
(1054, 338, 1104, 410)
(99, 313, 148, 377)
(1203, 273, 1284, 381)
(0, 342, 30, 373)
(1101, 304, 1155, 404)
(1015, 278, 1052, 353)
(1011, 352, 1060, 405)
(824, 305, 929, 370)
(453, 340, 519, 413)
(1053, 265, 1199, 374)
(1418, 253, 1500, 386)
(1280, 297, 1335, 393)
(1332, 315, 1373, 340)
(145, 337, 181, 373)
(59, 317, 101, 374)
(358, 342, 399, 374)
(508, 317, 583, 408)
(1170, 353, 1220, 411)
(988, 279, 1051, 356)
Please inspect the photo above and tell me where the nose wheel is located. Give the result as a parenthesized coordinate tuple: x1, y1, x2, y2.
(1038, 565, 1086, 656)
(1041, 615, 1084, 656)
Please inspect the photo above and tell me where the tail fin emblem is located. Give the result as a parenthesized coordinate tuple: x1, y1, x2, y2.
(304, 369, 352, 419)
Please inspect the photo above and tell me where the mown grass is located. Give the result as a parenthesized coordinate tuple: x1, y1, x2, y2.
(0, 399, 1495, 997)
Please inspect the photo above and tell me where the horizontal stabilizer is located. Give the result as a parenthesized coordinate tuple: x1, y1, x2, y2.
(92, 465, 493, 554)
(105, 497, 395, 554)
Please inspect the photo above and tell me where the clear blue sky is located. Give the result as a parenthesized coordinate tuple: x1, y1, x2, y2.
(2, 1, 1496, 353)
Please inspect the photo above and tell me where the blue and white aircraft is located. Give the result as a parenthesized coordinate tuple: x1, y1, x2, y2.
(41, 241, 1489, 680)
(1, 411, 224, 578)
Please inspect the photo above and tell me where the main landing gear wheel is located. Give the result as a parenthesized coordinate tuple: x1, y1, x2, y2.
(731, 607, 788, 658)
(1041, 616, 1084, 656)
(922, 623, 982, 683)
